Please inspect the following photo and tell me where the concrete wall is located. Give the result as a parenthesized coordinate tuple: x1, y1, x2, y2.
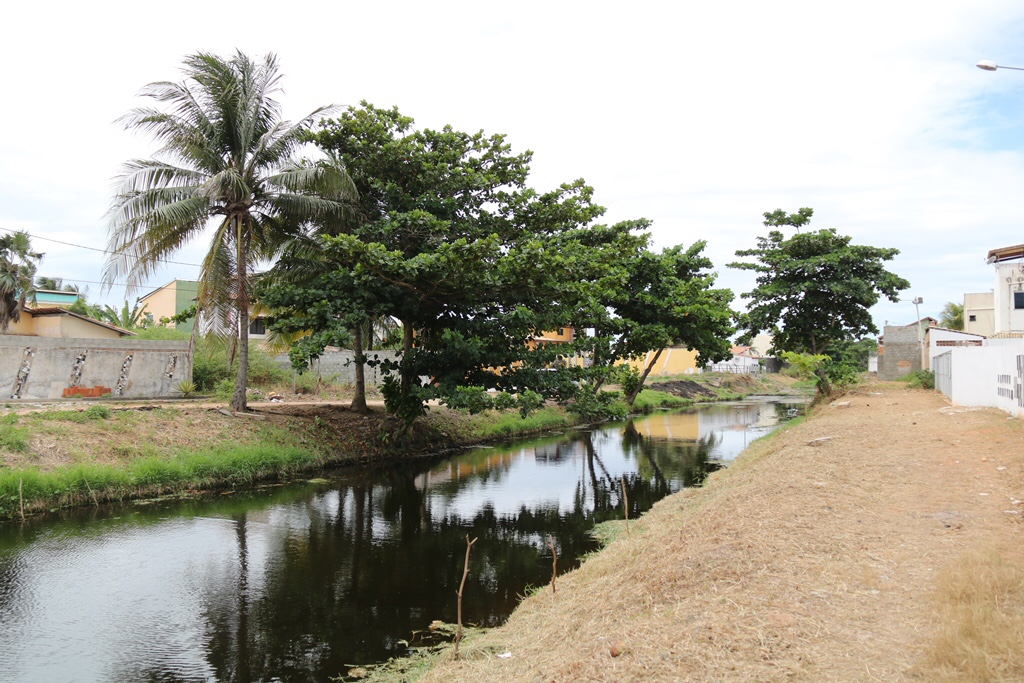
(879, 325, 922, 379)
(927, 328, 984, 370)
(0, 336, 192, 400)
(272, 349, 400, 386)
(942, 340, 1024, 418)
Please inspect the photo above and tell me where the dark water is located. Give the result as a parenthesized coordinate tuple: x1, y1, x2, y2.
(0, 398, 804, 683)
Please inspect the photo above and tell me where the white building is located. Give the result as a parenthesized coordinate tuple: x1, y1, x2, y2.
(987, 244, 1024, 335)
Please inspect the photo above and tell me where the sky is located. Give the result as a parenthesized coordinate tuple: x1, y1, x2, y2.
(2, 0, 1024, 332)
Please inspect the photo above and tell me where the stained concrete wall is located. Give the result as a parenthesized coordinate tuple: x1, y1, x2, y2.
(879, 325, 922, 380)
(272, 350, 400, 386)
(1, 336, 192, 400)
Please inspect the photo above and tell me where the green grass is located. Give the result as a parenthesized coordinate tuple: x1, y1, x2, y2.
(630, 389, 692, 414)
(468, 407, 572, 439)
(0, 444, 324, 519)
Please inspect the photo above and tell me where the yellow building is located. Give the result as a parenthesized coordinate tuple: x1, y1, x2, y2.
(623, 346, 700, 376)
(4, 307, 132, 339)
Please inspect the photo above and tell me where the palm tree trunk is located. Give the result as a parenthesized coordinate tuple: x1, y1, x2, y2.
(230, 219, 249, 413)
(351, 323, 368, 413)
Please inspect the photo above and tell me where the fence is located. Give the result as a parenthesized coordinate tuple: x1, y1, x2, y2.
(703, 363, 764, 376)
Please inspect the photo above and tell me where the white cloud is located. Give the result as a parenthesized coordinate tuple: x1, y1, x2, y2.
(2, 0, 1023, 330)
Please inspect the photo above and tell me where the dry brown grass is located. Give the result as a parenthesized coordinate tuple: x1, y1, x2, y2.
(919, 545, 1024, 682)
(417, 383, 1024, 683)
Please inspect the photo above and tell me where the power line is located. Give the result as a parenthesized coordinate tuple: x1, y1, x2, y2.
(0, 226, 203, 267)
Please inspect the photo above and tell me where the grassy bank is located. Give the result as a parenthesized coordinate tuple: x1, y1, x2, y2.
(0, 373, 804, 521)
(0, 400, 590, 520)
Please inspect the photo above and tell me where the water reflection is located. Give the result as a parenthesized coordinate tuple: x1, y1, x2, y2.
(0, 397, 804, 682)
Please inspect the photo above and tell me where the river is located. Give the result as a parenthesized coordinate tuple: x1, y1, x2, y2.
(0, 397, 805, 682)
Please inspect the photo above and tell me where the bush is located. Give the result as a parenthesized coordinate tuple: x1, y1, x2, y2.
(566, 390, 627, 422)
(904, 370, 935, 390)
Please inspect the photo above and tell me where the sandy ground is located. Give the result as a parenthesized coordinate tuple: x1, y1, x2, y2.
(417, 383, 1024, 682)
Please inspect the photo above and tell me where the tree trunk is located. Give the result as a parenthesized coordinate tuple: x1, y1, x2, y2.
(350, 323, 368, 413)
(401, 320, 414, 394)
(230, 218, 249, 413)
(625, 348, 663, 407)
(815, 366, 832, 398)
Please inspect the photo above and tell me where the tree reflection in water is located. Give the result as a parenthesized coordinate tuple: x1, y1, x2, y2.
(0, 399, 805, 683)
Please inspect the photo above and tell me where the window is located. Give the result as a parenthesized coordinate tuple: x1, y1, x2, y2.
(1015, 292, 1024, 310)
(249, 317, 267, 335)
(969, 315, 977, 322)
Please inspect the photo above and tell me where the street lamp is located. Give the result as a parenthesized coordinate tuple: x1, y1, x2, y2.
(977, 60, 1024, 71)
(910, 296, 925, 371)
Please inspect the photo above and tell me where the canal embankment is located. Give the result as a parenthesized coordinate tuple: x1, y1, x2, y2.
(0, 373, 801, 520)
(414, 383, 1024, 683)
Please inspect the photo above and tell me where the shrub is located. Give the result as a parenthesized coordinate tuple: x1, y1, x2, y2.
(904, 370, 935, 390)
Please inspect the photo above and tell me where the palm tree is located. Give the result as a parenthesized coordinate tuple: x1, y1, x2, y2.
(1, 231, 42, 332)
(104, 51, 354, 411)
(34, 276, 80, 293)
(99, 300, 151, 330)
(939, 301, 964, 331)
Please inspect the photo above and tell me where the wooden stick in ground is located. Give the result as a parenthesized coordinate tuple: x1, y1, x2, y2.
(19, 478, 25, 523)
(547, 534, 558, 593)
(455, 534, 478, 661)
(621, 475, 630, 535)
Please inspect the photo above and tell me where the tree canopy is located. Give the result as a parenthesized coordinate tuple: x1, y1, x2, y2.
(104, 51, 354, 411)
(260, 104, 735, 426)
(730, 209, 908, 391)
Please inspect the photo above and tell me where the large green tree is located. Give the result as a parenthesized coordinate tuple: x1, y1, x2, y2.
(730, 209, 909, 392)
(104, 51, 354, 411)
(262, 103, 554, 424)
(0, 231, 42, 332)
(575, 234, 734, 406)
(262, 104, 736, 425)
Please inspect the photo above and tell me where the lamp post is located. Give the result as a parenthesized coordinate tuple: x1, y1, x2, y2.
(976, 60, 1024, 71)
(911, 296, 925, 371)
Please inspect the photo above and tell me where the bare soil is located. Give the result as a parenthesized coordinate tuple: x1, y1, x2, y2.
(417, 382, 1024, 682)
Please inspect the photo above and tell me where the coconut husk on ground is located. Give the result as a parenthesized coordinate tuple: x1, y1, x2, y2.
(417, 382, 1024, 683)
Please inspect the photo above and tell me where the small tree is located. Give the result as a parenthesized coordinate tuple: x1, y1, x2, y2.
(730, 209, 909, 395)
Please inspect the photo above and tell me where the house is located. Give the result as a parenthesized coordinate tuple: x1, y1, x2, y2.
(32, 289, 82, 306)
(963, 291, 995, 337)
(4, 306, 133, 339)
(138, 279, 201, 332)
(139, 279, 271, 344)
(986, 243, 1024, 335)
(624, 347, 700, 376)
(877, 318, 936, 379)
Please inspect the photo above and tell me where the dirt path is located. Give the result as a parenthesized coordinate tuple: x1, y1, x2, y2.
(418, 383, 1024, 682)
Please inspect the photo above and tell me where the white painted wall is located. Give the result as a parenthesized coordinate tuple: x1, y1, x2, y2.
(993, 262, 1024, 334)
(927, 328, 984, 369)
(945, 340, 1024, 419)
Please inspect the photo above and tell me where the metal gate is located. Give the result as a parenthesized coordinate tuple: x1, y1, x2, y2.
(933, 351, 952, 398)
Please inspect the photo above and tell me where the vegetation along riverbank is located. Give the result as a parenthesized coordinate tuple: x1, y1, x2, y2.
(394, 382, 1024, 683)
(0, 373, 799, 520)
